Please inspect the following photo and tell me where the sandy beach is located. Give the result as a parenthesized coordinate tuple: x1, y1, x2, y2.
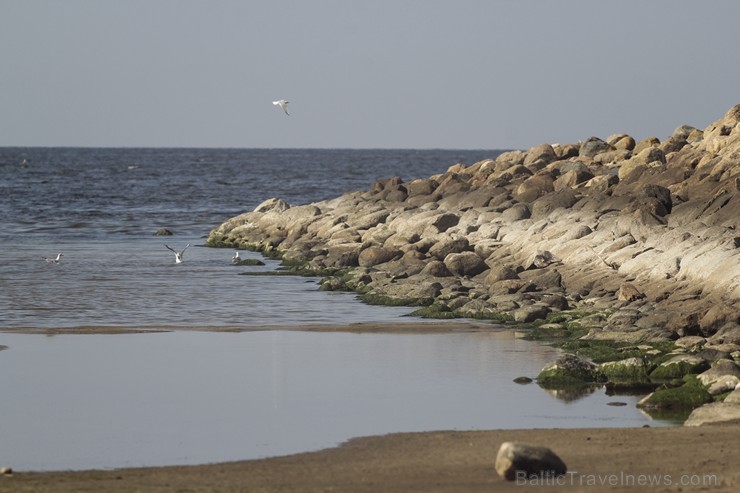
(4, 424, 738, 492)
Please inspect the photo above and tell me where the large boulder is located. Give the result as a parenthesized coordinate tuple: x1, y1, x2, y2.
(495, 442, 567, 481)
(443, 251, 487, 277)
(579, 136, 614, 158)
(358, 246, 402, 268)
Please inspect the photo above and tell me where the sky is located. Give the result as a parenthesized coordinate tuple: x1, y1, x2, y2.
(2, 0, 740, 150)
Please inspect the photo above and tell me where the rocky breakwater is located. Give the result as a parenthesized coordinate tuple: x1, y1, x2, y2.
(208, 105, 740, 421)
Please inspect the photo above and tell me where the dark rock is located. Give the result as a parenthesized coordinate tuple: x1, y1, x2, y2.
(495, 442, 567, 481)
(153, 228, 173, 236)
(501, 203, 531, 221)
(430, 213, 460, 233)
(420, 260, 453, 277)
(513, 376, 533, 384)
(428, 237, 470, 260)
(579, 136, 614, 158)
(513, 304, 551, 323)
(530, 189, 579, 219)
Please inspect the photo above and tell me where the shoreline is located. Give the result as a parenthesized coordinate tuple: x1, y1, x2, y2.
(6, 424, 739, 492)
(0, 320, 502, 336)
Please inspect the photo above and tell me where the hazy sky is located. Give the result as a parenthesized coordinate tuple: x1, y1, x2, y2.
(2, 0, 739, 149)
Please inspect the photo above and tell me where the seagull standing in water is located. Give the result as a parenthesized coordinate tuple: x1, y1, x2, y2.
(272, 99, 290, 115)
(42, 253, 63, 264)
(165, 244, 190, 264)
(232, 251, 241, 264)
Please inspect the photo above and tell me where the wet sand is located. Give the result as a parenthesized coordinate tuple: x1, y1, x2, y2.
(4, 424, 739, 492)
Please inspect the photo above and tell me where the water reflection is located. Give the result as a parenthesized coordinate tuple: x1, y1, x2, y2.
(0, 329, 670, 472)
(538, 384, 600, 402)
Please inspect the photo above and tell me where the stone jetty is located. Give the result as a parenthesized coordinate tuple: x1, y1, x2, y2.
(208, 105, 740, 420)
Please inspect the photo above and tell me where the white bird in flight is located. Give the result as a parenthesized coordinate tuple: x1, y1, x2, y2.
(273, 99, 290, 115)
(165, 244, 190, 264)
(42, 253, 63, 264)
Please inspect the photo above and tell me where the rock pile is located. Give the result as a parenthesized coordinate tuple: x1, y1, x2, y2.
(208, 105, 740, 352)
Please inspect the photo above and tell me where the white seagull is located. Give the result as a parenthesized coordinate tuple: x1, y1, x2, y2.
(272, 99, 290, 115)
(165, 244, 190, 264)
(232, 251, 241, 264)
(42, 253, 63, 264)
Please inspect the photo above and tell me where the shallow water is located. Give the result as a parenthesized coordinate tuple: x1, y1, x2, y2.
(0, 329, 669, 471)
(0, 148, 675, 472)
(0, 236, 424, 329)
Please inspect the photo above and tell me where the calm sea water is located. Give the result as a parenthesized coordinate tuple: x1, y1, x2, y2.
(0, 330, 668, 472)
(0, 147, 501, 329)
(0, 148, 671, 472)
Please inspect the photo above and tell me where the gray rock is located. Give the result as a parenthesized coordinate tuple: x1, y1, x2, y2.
(254, 197, 289, 213)
(724, 387, 740, 404)
(513, 304, 551, 323)
(443, 251, 487, 277)
(707, 375, 740, 395)
(530, 189, 579, 219)
(485, 265, 520, 283)
(525, 251, 560, 270)
(428, 237, 470, 260)
(501, 203, 531, 221)
(696, 359, 740, 386)
(420, 260, 453, 277)
(579, 136, 614, 158)
(357, 246, 402, 268)
(430, 212, 460, 233)
(684, 402, 740, 426)
(495, 442, 567, 481)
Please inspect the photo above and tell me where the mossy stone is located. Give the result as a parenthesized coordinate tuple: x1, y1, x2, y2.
(637, 375, 713, 410)
(408, 303, 457, 319)
(232, 258, 266, 266)
(649, 355, 710, 381)
(600, 357, 651, 384)
(537, 354, 607, 388)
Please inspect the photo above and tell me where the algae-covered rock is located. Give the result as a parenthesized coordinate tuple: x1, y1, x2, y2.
(599, 357, 651, 384)
(637, 375, 713, 411)
(649, 354, 710, 381)
(232, 258, 266, 266)
(537, 354, 607, 387)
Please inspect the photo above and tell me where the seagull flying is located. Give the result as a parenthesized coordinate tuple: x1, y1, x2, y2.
(42, 253, 63, 264)
(272, 99, 290, 115)
(165, 244, 190, 264)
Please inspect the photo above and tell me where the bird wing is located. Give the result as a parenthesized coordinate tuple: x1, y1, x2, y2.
(164, 244, 177, 254)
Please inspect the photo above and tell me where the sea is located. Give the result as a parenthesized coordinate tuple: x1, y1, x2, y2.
(0, 148, 672, 471)
(0, 147, 503, 329)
